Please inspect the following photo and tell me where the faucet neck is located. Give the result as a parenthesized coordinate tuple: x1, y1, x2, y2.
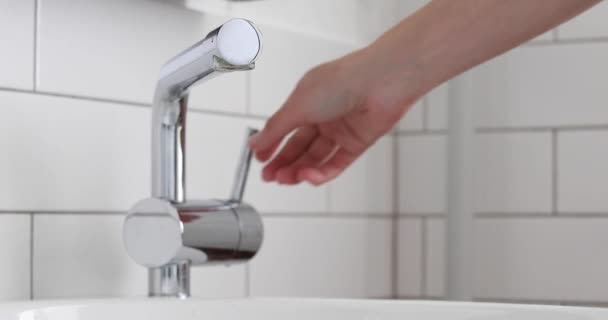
(151, 92, 188, 202)
(150, 19, 260, 203)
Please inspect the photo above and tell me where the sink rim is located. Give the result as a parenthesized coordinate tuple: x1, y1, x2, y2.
(1, 297, 607, 314)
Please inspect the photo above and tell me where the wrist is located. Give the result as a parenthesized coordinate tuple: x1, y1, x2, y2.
(354, 40, 426, 114)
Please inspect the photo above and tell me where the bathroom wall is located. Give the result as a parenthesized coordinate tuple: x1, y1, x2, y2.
(0, 0, 399, 300)
(397, 1, 608, 306)
(3, 0, 607, 306)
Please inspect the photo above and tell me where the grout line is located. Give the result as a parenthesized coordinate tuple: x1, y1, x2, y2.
(325, 183, 332, 215)
(478, 124, 608, 133)
(477, 127, 552, 134)
(7, 210, 608, 218)
(181, 103, 268, 120)
(401, 212, 608, 219)
(474, 297, 608, 307)
(391, 216, 399, 298)
(401, 295, 608, 307)
(0, 210, 126, 215)
(0, 86, 268, 121)
(398, 213, 447, 218)
(0, 211, 36, 215)
(325, 190, 331, 214)
(525, 36, 608, 46)
(400, 295, 608, 307)
(474, 297, 560, 305)
(29, 213, 34, 300)
(353, 295, 397, 300)
(404, 125, 608, 134)
(420, 217, 427, 297)
(244, 263, 251, 297)
(396, 130, 448, 136)
(369, 295, 405, 300)
(421, 96, 429, 131)
(0, 210, 406, 218)
(396, 295, 443, 300)
(33, 0, 39, 91)
(0, 86, 149, 107)
(261, 212, 394, 219)
(477, 212, 608, 218)
(390, 134, 400, 298)
(549, 212, 608, 218)
(560, 301, 608, 308)
(551, 129, 559, 215)
(8, 81, 608, 135)
(476, 212, 553, 218)
(525, 39, 554, 46)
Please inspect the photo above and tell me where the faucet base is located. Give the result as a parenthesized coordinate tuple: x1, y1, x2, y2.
(149, 261, 190, 299)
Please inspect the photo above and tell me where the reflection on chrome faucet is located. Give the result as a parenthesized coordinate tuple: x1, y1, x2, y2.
(123, 19, 264, 299)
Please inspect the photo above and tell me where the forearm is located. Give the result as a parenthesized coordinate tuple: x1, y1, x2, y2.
(365, 0, 600, 105)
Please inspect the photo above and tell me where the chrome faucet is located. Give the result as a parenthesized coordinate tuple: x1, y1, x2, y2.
(123, 19, 264, 299)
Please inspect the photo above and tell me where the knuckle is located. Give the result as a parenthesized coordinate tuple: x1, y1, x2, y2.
(298, 64, 327, 90)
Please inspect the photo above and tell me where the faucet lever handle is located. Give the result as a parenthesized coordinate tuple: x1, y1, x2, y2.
(230, 127, 258, 203)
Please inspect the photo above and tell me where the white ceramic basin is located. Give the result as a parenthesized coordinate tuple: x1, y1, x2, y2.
(2, 298, 607, 319)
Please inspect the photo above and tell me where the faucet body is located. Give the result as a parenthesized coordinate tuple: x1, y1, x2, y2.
(123, 19, 263, 298)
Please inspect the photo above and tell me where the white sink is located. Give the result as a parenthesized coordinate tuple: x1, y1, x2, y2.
(2, 298, 607, 319)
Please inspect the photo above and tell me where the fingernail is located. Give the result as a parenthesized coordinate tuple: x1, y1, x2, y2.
(248, 133, 261, 147)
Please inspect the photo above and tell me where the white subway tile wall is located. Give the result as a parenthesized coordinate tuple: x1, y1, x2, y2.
(220, 0, 428, 45)
(39, 0, 197, 103)
(394, 0, 429, 21)
(38, 0, 247, 113)
(425, 218, 608, 302)
(0, 0, 34, 90)
(473, 218, 608, 302)
(398, 99, 424, 131)
(1, 0, 607, 306)
(426, 83, 449, 131)
(558, 131, 608, 213)
(424, 218, 445, 298)
(396, 80, 450, 132)
(249, 217, 392, 298)
(474, 132, 553, 214)
(398, 135, 446, 214)
(472, 43, 608, 128)
(190, 265, 247, 299)
(328, 136, 394, 214)
(0, 91, 149, 212)
(397, 218, 422, 297)
(0, 0, 396, 301)
(33, 214, 147, 299)
(559, 1, 608, 40)
(396, 0, 608, 306)
(249, 24, 354, 117)
(226, 0, 361, 44)
(530, 30, 556, 43)
(0, 215, 31, 300)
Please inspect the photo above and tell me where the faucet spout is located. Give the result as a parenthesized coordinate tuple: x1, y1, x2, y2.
(152, 19, 261, 202)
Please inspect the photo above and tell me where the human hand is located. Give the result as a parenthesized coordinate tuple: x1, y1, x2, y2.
(248, 48, 418, 186)
(248, 0, 600, 187)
